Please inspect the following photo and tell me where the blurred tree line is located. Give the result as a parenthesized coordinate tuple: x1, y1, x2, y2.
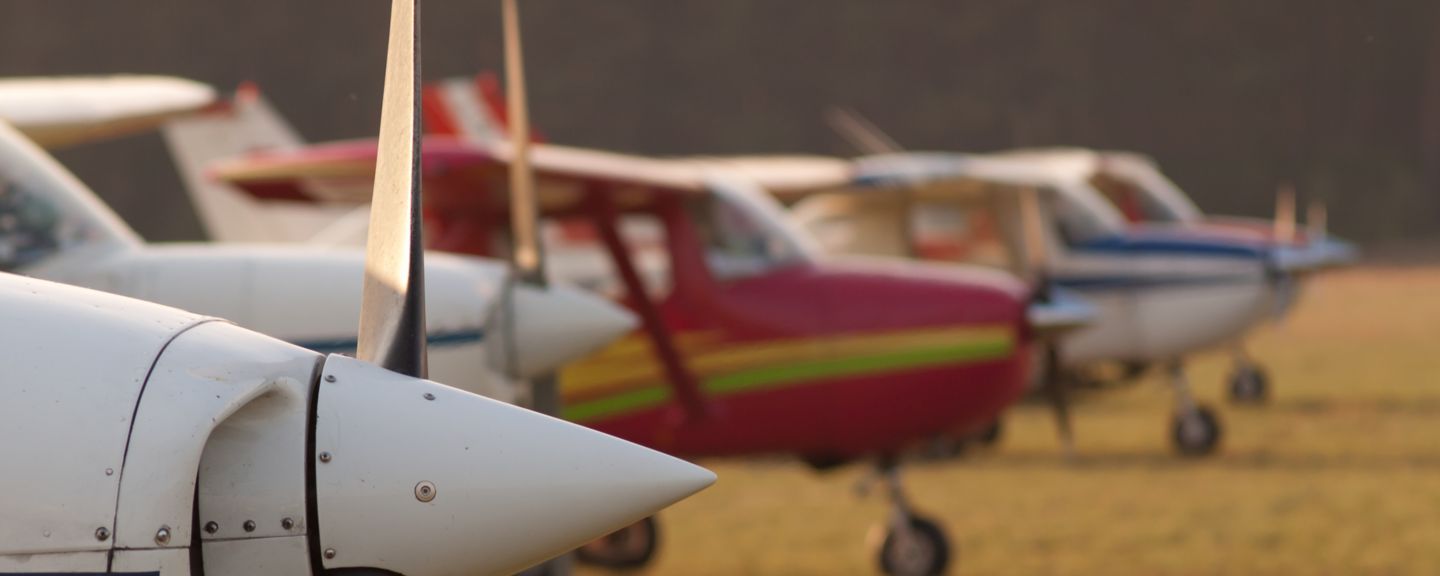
(0, 0, 1433, 244)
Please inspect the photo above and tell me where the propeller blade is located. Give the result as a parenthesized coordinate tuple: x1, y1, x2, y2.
(504, 0, 545, 287)
(356, 0, 427, 378)
(1019, 186, 1077, 458)
(1308, 199, 1328, 240)
(1274, 183, 1297, 244)
(1041, 343, 1076, 460)
(824, 106, 902, 156)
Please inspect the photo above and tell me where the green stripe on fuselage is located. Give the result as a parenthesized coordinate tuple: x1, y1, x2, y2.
(562, 336, 1015, 422)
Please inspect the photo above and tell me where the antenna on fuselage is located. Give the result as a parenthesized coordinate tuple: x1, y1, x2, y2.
(1274, 183, 1297, 244)
(825, 106, 902, 156)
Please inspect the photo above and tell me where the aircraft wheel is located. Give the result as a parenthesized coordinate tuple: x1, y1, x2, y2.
(1171, 405, 1222, 457)
(574, 515, 658, 570)
(1227, 365, 1270, 405)
(877, 516, 951, 576)
(975, 419, 1003, 448)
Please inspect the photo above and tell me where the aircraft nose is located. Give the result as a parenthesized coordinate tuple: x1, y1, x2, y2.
(312, 354, 714, 576)
(490, 282, 638, 380)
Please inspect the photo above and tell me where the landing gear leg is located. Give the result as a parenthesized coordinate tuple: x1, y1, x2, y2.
(573, 515, 660, 570)
(1227, 345, 1270, 405)
(1167, 361, 1221, 457)
(864, 458, 951, 576)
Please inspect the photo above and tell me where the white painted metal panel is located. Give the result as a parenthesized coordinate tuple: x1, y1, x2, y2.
(202, 536, 311, 576)
(314, 354, 714, 576)
(115, 321, 320, 550)
(0, 551, 108, 571)
(112, 548, 192, 575)
(0, 274, 205, 555)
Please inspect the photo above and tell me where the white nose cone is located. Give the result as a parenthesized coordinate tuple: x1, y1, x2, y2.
(490, 283, 637, 379)
(313, 354, 713, 576)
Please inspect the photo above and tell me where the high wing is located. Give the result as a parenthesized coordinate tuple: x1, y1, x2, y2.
(209, 137, 853, 214)
(0, 75, 217, 149)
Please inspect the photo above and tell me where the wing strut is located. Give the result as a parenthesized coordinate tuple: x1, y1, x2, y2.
(592, 191, 709, 422)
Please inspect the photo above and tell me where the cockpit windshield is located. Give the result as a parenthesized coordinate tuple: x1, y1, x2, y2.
(1092, 156, 1202, 224)
(1049, 182, 1127, 244)
(0, 121, 135, 272)
(694, 178, 819, 279)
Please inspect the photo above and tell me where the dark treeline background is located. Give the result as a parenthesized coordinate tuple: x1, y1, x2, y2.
(0, 1, 1435, 245)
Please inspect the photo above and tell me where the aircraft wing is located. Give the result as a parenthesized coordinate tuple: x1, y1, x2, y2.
(209, 137, 774, 217)
(0, 75, 217, 149)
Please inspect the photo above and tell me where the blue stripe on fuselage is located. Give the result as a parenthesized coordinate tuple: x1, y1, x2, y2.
(1072, 233, 1269, 260)
(294, 328, 485, 354)
(1053, 273, 1258, 292)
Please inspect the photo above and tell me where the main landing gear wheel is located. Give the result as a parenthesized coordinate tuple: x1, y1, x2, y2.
(878, 515, 951, 576)
(1227, 365, 1270, 405)
(975, 419, 1003, 448)
(574, 515, 659, 570)
(1171, 405, 1222, 457)
(862, 459, 954, 576)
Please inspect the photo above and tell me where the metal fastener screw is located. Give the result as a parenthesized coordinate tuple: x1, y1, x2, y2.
(243, 520, 256, 533)
(325, 374, 337, 383)
(204, 521, 219, 534)
(323, 548, 337, 560)
(319, 451, 332, 463)
(155, 526, 171, 545)
(281, 517, 295, 530)
(95, 527, 110, 541)
(104, 468, 114, 476)
(415, 481, 437, 503)
(423, 392, 436, 401)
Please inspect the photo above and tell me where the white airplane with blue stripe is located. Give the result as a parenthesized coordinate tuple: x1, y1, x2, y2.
(782, 151, 1355, 456)
(0, 77, 636, 406)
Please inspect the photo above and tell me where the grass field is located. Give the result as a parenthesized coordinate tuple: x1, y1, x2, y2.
(580, 267, 1440, 575)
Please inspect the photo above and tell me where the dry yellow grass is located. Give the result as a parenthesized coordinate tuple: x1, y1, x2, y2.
(580, 267, 1440, 576)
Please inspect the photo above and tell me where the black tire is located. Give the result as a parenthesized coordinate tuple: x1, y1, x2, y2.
(1227, 365, 1270, 405)
(878, 516, 952, 576)
(574, 516, 659, 570)
(1171, 405, 1222, 457)
(975, 419, 1003, 448)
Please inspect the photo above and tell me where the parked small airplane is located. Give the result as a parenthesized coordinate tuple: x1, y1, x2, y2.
(197, 86, 1101, 576)
(0, 0, 713, 574)
(992, 147, 1357, 402)
(779, 150, 1352, 456)
(0, 77, 636, 404)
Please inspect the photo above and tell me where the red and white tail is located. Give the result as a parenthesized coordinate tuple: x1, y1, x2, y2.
(162, 84, 359, 244)
(423, 72, 549, 145)
(423, 72, 511, 144)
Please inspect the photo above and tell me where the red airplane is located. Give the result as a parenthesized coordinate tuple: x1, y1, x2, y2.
(207, 134, 1099, 575)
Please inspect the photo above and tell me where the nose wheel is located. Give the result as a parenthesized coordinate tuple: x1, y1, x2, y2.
(1166, 361, 1223, 457)
(574, 515, 659, 570)
(862, 459, 953, 576)
(1171, 405, 1221, 456)
(1227, 349, 1270, 404)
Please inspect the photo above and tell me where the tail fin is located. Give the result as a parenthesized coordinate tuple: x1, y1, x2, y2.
(162, 84, 355, 244)
(424, 73, 510, 142)
(423, 72, 526, 144)
(0, 119, 142, 274)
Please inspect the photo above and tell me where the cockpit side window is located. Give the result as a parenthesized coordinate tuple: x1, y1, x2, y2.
(911, 194, 1019, 273)
(687, 193, 805, 281)
(0, 175, 73, 272)
(1051, 185, 1116, 245)
(1090, 170, 1185, 223)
